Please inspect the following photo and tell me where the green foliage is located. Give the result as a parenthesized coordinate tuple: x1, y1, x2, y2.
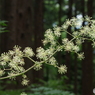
(30, 86, 75, 95)
(44, 0, 68, 29)
(0, 88, 75, 95)
(0, 90, 22, 95)
(40, 76, 69, 90)
(0, 83, 75, 95)
(0, 20, 8, 33)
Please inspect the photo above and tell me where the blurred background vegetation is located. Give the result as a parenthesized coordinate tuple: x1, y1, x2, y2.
(0, 0, 95, 95)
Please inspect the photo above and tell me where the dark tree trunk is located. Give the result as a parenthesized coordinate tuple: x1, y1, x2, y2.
(57, 0, 63, 79)
(1, 0, 33, 50)
(58, 0, 62, 26)
(4, 0, 34, 88)
(66, 0, 73, 69)
(32, 0, 44, 83)
(73, 1, 78, 94)
(81, 0, 85, 17)
(65, 0, 73, 90)
(82, 42, 93, 95)
(82, 0, 93, 95)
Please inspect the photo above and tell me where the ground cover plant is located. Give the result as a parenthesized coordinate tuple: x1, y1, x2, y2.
(0, 16, 95, 95)
(0, 85, 75, 95)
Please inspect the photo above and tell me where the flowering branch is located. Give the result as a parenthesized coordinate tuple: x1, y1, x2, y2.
(0, 16, 95, 87)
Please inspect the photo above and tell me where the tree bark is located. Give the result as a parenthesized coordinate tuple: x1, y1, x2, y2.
(82, 0, 93, 95)
(58, 0, 62, 26)
(65, 0, 73, 90)
(0, 0, 37, 89)
(32, 0, 44, 83)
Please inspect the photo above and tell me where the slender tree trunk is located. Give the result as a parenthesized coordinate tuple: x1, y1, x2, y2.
(82, 42, 93, 95)
(81, 0, 85, 17)
(1, 0, 34, 89)
(0, 0, 2, 53)
(82, 0, 93, 95)
(58, 0, 62, 26)
(73, 0, 78, 94)
(32, 0, 44, 83)
(65, 0, 73, 86)
(57, 0, 63, 79)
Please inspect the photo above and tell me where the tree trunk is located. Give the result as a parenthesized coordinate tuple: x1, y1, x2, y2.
(58, 0, 62, 26)
(82, 0, 93, 95)
(32, 0, 44, 83)
(65, 0, 73, 90)
(1, 0, 36, 89)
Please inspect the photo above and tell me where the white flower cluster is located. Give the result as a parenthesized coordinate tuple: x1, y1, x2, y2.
(62, 39, 80, 52)
(33, 62, 42, 70)
(23, 47, 34, 57)
(58, 65, 67, 74)
(44, 29, 55, 42)
(53, 26, 61, 37)
(0, 16, 95, 87)
(0, 46, 34, 80)
(43, 29, 57, 46)
(21, 78, 29, 86)
(36, 46, 55, 61)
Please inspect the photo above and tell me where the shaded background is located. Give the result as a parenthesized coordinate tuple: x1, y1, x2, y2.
(0, 0, 95, 95)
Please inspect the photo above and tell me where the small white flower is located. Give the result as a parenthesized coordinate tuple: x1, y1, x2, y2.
(13, 45, 21, 53)
(36, 47, 47, 59)
(9, 62, 16, 68)
(84, 15, 92, 21)
(73, 45, 80, 52)
(62, 38, 69, 45)
(18, 66, 25, 72)
(12, 56, 25, 65)
(45, 47, 55, 56)
(64, 42, 74, 52)
(73, 31, 79, 37)
(44, 29, 55, 41)
(0, 61, 6, 66)
(62, 24, 68, 29)
(65, 19, 71, 25)
(21, 79, 29, 86)
(8, 50, 15, 56)
(8, 71, 16, 79)
(64, 45, 72, 51)
(13, 65, 25, 72)
(22, 74, 27, 79)
(92, 42, 95, 48)
(34, 62, 42, 70)
(53, 27, 61, 37)
(0, 69, 4, 76)
(1, 53, 10, 62)
(48, 57, 57, 65)
(58, 65, 67, 74)
(23, 47, 34, 57)
(42, 39, 49, 45)
(20, 92, 27, 95)
(75, 39, 82, 45)
(78, 52, 84, 60)
(71, 17, 78, 26)
(13, 56, 21, 63)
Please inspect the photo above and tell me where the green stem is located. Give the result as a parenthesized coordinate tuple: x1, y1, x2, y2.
(0, 64, 36, 80)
